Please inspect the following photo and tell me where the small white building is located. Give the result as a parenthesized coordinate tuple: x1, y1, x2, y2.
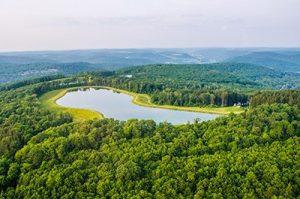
(125, 75, 133, 78)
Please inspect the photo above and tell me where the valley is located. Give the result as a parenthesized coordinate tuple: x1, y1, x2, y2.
(0, 51, 299, 198)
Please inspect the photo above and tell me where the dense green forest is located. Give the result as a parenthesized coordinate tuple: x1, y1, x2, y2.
(116, 63, 299, 106)
(250, 90, 300, 108)
(0, 75, 299, 198)
(120, 63, 299, 90)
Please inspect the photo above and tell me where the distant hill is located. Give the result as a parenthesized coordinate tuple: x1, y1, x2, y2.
(0, 49, 201, 66)
(228, 51, 300, 73)
(1, 48, 300, 83)
(0, 49, 201, 83)
(120, 63, 300, 90)
(0, 62, 102, 83)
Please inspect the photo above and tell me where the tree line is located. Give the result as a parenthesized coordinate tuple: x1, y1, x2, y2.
(250, 90, 300, 108)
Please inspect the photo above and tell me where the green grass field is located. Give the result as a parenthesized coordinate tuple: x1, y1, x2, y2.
(39, 89, 104, 122)
(39, 86, 245, 122)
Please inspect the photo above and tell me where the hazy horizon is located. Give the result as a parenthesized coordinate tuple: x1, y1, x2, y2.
(1, 0, 300, 52)
(1, 47, 300, 54)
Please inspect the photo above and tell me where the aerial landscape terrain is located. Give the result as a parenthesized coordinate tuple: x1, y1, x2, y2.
(0, 0, 299, 198)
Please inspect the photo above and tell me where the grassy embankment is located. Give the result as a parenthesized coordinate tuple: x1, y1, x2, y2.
(40, 86, 244, 121)
(39, 89, 104, 122)
(107, 87, 244, 115)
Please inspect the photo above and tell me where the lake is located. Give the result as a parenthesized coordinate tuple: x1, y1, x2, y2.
(56, 88, 220, 124)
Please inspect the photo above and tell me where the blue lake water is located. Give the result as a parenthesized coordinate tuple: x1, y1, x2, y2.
(56, 88, 219, 124)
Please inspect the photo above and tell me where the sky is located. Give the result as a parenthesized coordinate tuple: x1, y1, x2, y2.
(0, 0, 299, 52)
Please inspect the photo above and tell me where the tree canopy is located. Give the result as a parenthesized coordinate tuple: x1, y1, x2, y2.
(0, 74, 299, 198)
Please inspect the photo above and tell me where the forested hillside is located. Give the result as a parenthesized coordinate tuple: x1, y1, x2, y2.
(116, 63, 299, 107)
(0, 76, 299, 198)
(120, 63, 299, 89)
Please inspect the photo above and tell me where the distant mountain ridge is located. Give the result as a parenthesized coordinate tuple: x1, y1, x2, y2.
(1, 48, 300, 83)
(0, 49, 201, 66)
(228, 51, 300, 73)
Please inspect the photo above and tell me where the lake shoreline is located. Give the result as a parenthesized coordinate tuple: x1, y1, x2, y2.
(40, 86, 244, 122)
